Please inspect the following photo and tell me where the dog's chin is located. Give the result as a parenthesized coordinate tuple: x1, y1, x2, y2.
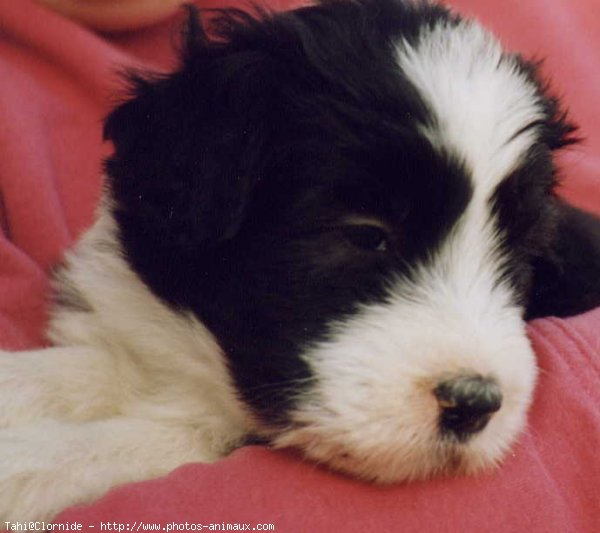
(319, 449, 499, 485)
(271, 435, 504, 484)
(265, 408, 528, 484)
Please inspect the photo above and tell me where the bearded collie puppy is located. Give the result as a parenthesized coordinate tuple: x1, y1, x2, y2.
(1, 0, 599, 521)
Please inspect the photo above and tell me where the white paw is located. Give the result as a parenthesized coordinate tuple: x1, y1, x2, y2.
(0, 347, 118, 429)
(0, 425, 93, 521)
(0, 417, 213, 521)
(0, 469, 82, 522)
(0, 351, 37, 428)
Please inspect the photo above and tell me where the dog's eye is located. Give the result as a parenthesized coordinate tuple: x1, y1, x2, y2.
(342, 224, 389, 252)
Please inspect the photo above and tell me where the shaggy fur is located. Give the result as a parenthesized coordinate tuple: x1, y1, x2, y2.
(1, 0, 600, 521)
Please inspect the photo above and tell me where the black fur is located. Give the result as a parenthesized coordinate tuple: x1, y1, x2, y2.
(528, 203, 600, 318)
(103, 0, 600, 425)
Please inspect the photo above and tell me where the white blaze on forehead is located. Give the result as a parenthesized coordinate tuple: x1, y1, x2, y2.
(394, 18, 545, 310)
(396, 20, 544, 199)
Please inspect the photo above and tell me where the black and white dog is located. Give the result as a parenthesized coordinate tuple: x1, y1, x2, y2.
(1, 0, 600, 521)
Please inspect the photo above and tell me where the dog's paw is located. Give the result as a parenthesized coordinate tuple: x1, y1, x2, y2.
(0, 424, 100, 521)
(0, 351, 66, 429)
(0, 347, 118, 429)
(0, 417, 215, 521)
(0, 471, 75, 522)
(0, 350, 37, 428)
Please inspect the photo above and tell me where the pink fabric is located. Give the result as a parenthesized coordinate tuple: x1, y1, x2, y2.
(0, 0, 598, 528)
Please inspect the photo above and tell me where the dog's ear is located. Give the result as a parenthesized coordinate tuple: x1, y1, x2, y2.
(103, 7, 272, 250)
(527, 201, 600, 318)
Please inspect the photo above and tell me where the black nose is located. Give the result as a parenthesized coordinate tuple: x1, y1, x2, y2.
(434, 374, 502, 441)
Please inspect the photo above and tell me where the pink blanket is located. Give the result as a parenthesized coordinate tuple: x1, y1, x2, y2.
(1, 0, 598, 529)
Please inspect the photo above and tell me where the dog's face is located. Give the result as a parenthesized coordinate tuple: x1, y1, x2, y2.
(103, 0, 592, 482)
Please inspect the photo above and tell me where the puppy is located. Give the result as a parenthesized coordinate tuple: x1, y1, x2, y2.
(1, 0, 600, 521)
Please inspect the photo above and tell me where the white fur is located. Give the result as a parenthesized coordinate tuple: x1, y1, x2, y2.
(396, 20, 543, 197)
(0, 201, 252, 521)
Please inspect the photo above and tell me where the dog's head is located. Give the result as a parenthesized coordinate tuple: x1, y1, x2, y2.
(103, 0, 600, 482)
